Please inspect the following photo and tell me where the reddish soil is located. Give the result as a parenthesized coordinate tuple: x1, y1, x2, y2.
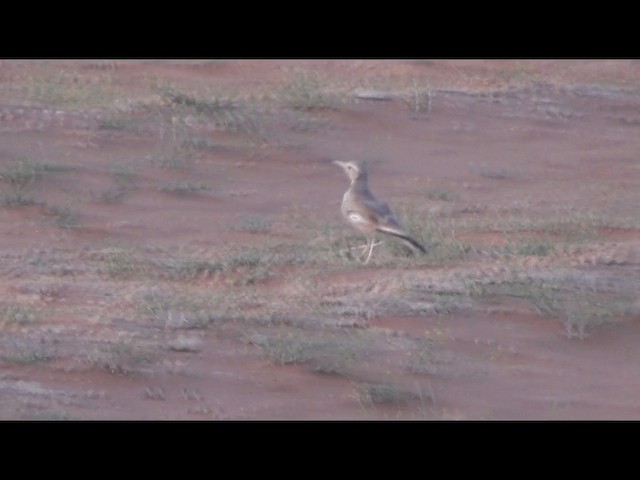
(0, 60, 639, 420)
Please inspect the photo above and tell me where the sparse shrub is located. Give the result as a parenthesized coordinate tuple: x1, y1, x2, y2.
(157, 84, 258, 133)
(50, 204, 79, 228)
(82, 341, 158, 375)
(150, 151, 193, 171)
(468, 164, 509, 180)
(234, 214, 273, 233)
(280, 72, 331, 110)
(109, 164, 137, 186)
(391, 208, 472, 265)
(474, 279, 635, 340)
(138, 290, 230, 329)
(169, 260, 224, 279)
(406, 338, 439, 375)
(353, 382, 420, 406)
(0, 160, 72, 188)
(424, 189, 456, 202)
(407, 80, 433, 118)
(99, 187, 129, 203)
(30, 411, 75, 421)
(560, 291, 632, 340)
(258, 333, 322, 365)
(473, 280, 561, 317)
(496, 237, 554, 257)
(184, 137, 218, 151)
(21, 69, 118, 107)
(1, 190, 39, 206)
(158, 181, 211, 195)
(99, 117, 129, 130)
(0, 160, 73, 209)
(215, 248, 274, 285)
(97, 164, 137, 203)
(0, 304, 37, 325)
(104, 248, 137, 278)
(255, 331, 365, 374)
(160, 85, 237, 116)
(4, 350, 55, 364)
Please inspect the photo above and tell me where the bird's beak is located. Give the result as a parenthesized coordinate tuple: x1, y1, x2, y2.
(332, 160, 346, 168)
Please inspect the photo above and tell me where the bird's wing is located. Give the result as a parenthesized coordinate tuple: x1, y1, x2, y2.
(359, 195, 402, 230)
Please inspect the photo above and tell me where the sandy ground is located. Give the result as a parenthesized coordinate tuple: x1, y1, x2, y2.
(0, 59, 639, 420)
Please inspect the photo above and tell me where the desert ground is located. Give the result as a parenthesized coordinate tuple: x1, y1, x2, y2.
(0, 59, 638, 420)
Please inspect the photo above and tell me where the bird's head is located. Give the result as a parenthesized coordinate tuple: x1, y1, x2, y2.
(332, 160, 367, 182)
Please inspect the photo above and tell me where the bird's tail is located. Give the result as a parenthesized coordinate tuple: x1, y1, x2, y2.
(377, 226, 426, 253)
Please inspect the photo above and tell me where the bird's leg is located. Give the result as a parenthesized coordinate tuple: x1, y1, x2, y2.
(363, 238, 375, 264)
(353, 241, 383, 251)
(339, 241, 383, 254)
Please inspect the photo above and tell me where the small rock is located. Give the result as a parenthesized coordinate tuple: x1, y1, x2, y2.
(353, 89, 396, 101)
(168, 335, 203, 353)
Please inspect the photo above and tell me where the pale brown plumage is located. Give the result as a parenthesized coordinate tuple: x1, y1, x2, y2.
(333, 160, 425, 263)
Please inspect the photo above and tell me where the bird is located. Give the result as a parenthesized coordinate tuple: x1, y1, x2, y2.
(332, 160, 426, 264)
